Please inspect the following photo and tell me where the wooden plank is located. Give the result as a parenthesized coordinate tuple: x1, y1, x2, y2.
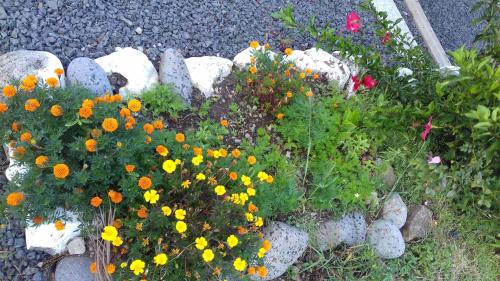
(404, 0, 452, 68)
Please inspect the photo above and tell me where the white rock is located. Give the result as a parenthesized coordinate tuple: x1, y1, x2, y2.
(4, 144, 29, 182)
(26, 209, 81, 255)
(286, 48, 351, 88)
(185, 56, 233, 98)
(66, 237, 86, 255)
(233, 46, 276, 69)
(0, 50, 66, 100)
(135, 27, 143, 35)
(397, 67, 413, 77)
(94, 47, 158, 97)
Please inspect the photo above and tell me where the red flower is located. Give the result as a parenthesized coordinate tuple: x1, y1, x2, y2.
(381, 32, 392, 45)
(362, 75, 377, 89)
(346, 12, 361, 32)
(421, 116, 433, 141)
(352, 75, 361, 92)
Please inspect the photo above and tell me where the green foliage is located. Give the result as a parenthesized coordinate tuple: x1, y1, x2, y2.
(141, 84, 188, 119)
(472, 0, 500, 59)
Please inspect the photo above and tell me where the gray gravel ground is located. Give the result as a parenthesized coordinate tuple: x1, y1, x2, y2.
(394, 0, 483, 52)
(0, 0, 371, 65)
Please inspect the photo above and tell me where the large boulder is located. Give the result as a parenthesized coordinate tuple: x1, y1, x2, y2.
(159, 48, 193, 104)
(252, 222, 308, 281)
(0, 50, 65, 100)
(367, 219, 405, 259)
(402, 205, 433, 241)
(285, 48, 351, 88)
(233, 46, 276, 69)
(55, 256, 94, 281)
(67, 57, 112, 96)
(381, 193, 407, 228)
(315, 211, 366, 251)
(94, 47, 158, 97)
(185, 56, 233, 98)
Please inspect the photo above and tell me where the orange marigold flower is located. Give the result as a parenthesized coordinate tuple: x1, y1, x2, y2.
(119, 108, 131, 118)
(13, 147, 26, 157)
(313, 73, 320, 80)
(79, 106, 93, 119)
(24, 99, 40, 112)
(85, 139, 97, 152)
(53, 163, 70, 179)
(108, 190, 123, 204)
(219, 148, 228, 157)
(145, 135, 152, 144)
(305, 68, 312, 74)
(263, 239, 271, 251)
(0, 102, 8, 113)
(237, 226, 248, 235)
(220, 119, 228, 127)
(284, 48, 293, 56)
(46, 77, 59, 88)
(54, 68, 64, 76)
(11, 122, 20, 132)
(20, 75, 37, 92)
(264, 43, 271, 49)
(50, 104, 63, 117)
(90, 196, 102, 207)
(2, 85, 16, 98)
(250, 40, 259, 49)
(284, 69, 291, 77)
(229, 171, 238, 181)
(54, 220, 65, 231)
(137, 206, 148, 218)
(106, 263, 116, 274)
(247, 156, 257, 165)
(286, 91, 293, 98)
(153, 119, 164, 130)
(82, 99, 94, 109)
(112, 219, 123, 229)
(138, 176, 152, 190)
(258, 266, 268, 278)
(175, 133, 185, 143)
(125, 164, 135, 173)
(193, 146, 203, 156)
(33, 216, 43, 225)
(102, 118, 119, 133)
(90, 262, 97, 273)
(276, 113, 284, 119)
(128, 99, 142, 112)
(266, 175, 274, 184)
(249, 66, 257, 74)
(6, 192, 25, 206)
(248, 203, 259, 213)
(34, 156, 46, 167)
(112, 94, 121, 102)
(305, 90, 314, 97)
(156, 145, 169, 156)
(90, 128, 102, 138)
(20, 132, 32, 142)
(143, 123, 154, 134)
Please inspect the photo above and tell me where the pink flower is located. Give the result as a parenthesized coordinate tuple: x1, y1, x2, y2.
(362, 75, 377, 89)
(427, 156, 441, 164)
(352, 75, 361, 92)
(381, 31, 392, 45)
(346, 12, 361, 32)
(421, 116, 433, 141)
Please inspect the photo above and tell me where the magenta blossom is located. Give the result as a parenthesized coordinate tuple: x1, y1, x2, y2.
(381, 31, 392, 45)
(421, 116, 433, 141)
(427, 156, 441, 164)
(346, 12, 361, 32)
(362, 75, 377, 89)
(352, 75, 361, 92)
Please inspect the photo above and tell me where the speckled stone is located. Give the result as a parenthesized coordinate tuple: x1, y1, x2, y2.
(381, 193, 408, 228)
(367, 219, 405, 259)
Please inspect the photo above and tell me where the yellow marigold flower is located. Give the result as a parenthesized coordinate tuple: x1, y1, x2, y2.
(181, 180, 191, 189)
(35, 155, 48, 167)
(255, 217, 264, 227)
(264, 43, 271, 49)
(239, 192, 249, 204)
(175, 133, 185, 143)
(247, 156, 256, 165)
(249, 65, 257, 74)
(2, 85, 16, 98)
(247, 187, 256, 196)
(82, 99, 94, 109)
(50, 104, 63, 117)
(156, 145, 169, 156)
(162, 159, 177, 173)
(176, 221, 187, 233)
(219, 148, 228, 157)
(202, 249, 214, 262)
(46, 77, 59, 88)
(241, 175, 252, 186)
(6, 192, 25, 207)
(129, 259, 146, 276)
(154, 253, 168, 266)
(214, 185, 226, 196)
(161, 206, 172, 216)
(257, 171, 269, 181)
(175, 209, 186, 220)
(24, 99, 40, 112)
(245, 212, 254, 222)
(284, 48, 293, 56)
(120, 262, 127, 269)
(101, 225, 118, 241)
(249, 40, 259, 49)
(226, 235, 239, 249)
(128, 99, 142, 112)
(112, 236, 123, 246)
(305, 89, 314, 97)
(195, 237, 208, 250)
(195, 173, 206, 181)
(191, 155, 203, 166)
(231, 149, 241, 158)
(258, 247, 267, 258)
(299, 72, 306, 79)
(144, 189, 159, 204)
(53, 163, 70, 179)
(212, 150, 222, 158)
(54, 68, 64, 76)
(233, 258, 247, 272)
(102, 118, 118, 132)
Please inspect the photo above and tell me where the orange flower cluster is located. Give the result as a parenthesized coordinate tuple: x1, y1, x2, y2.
(2, 85, 16, 98)
(24, 99, 40, 112)
(102, 118, 119, 133)
(53, 163, 70, 179)
(50, 104, 63, 117)
(20, 75, 37, 92)
(6, 192, 25, 206)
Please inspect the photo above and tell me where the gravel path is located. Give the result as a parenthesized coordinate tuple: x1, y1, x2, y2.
(0, 0, 370, 65)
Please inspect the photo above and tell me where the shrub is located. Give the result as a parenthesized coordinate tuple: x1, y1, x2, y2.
(141, 84, 188, 119)
(0, 74, 276, 280)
